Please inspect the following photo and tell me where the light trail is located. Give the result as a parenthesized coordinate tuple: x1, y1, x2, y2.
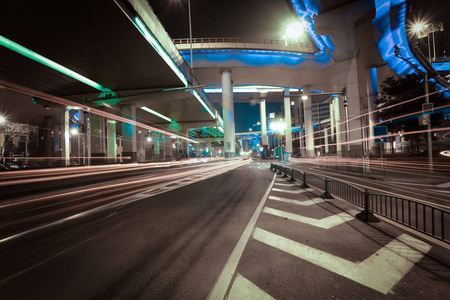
(0, 159, 251, 242)
(294, 86, 450, 143)
(289, 160, 450, 208)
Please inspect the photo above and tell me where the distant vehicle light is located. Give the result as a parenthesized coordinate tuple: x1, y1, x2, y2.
(440, 150, 450, 157)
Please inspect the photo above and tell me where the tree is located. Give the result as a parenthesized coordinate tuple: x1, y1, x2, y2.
(376, 74, 450, 154)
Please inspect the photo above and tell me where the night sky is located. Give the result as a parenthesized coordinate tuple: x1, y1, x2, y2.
(146, 0, 297, 40)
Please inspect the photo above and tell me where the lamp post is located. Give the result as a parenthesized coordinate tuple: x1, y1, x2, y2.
(0, 116, 6, 164)
(70, 128, 80, 165)
(394, 45, 433, 172)
(188, 0, 193, 73)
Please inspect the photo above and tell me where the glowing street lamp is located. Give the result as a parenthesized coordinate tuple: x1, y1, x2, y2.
(70, 128, 78, 136)
(269, 121, 286, 133)
(286, 21, 304, 40)
(0, 116, 5, 124)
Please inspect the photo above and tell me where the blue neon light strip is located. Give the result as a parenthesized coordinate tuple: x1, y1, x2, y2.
(0, 35, 110, 92)
(372, 0, 424, 76)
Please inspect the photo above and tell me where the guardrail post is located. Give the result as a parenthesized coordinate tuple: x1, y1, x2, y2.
(321, 177, 333, 199)
(270, 163, 274, 171)
(300, 172, 309, 188)
(277, 165, 283, 175)
(290, 168, 295, 182)
(356, 189, 380, 222)
(283, 167, 288, 178)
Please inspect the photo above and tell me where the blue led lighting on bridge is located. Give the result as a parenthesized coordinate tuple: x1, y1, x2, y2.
(372, 0, 424, 76)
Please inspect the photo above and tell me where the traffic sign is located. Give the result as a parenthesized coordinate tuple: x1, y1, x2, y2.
(373, 126, 388, 143)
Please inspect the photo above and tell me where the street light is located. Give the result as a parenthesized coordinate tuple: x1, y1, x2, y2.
(283, 21, 304, 46)
(70, 127, 81, 165)
(394, 45, 433, 172)
(412, 21, 443, 62)
(188, 0, 193, 73)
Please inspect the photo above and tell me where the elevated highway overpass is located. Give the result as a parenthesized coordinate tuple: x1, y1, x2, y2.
(0, 0, 449, 165)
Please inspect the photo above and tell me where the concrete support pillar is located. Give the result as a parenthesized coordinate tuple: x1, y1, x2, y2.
(107, 120, 117, 163)
(90, 113, 106, 163)
(283, 88, 292, 157)
(62, 108, 70, 166)
(333, 97, 342, 156)
(329, 102, 335, 142)
(366, 67, 379, 155)
(303, 87, 314, 157)
(121, 104, 137, 163)
(324, 128, 329, 154)
(222, 70, 235, 159)
(296, 96, 304, 156)
(260, 93, 268, 157)
(79, 111, 90, 166)
(207, 141, 212, 157)
(196, 141, 201, 158)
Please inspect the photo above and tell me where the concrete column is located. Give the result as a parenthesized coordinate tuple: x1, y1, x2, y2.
(195, 141, 201, 158)
(283, 88, 292, 157)
(207, 141, 212, 157)
(79, 111, 91, 166)
(324, 128, 329, 154)
(303, 87, 314, 157)
(90, 113, 106, 163)
(222, 70, 235, 159)
(366, 67, 379, 155)
(296, 96, 304, 156)
(333, 97, 342, 156)
(62, 108, 70, 166)
(259, 93, 268, 157)
(107, 120, 117, 163)
(329, 102, 335, 142)
(121, 104, 137, 163)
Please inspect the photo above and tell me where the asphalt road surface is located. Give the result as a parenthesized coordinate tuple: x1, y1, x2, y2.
(0, 160, 449, 299)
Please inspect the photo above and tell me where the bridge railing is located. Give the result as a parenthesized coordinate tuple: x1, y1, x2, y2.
(173, 37, 315, 52)
(270, 163, 449, 244)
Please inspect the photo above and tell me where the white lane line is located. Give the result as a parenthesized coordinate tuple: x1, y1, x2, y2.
(253, 228, 431, 294)
(228, 273, 275, 300)
(426, 189, 450, 194)
(263, 207, 353, 229)
(268, 195, 325, 206)
(207, 173, 277, 300)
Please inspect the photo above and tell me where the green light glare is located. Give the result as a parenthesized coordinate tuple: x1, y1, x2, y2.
(134, 17, 188, 87)
(0, 35, 110, 92)
(134, 17, 216, 119)
(140, 106, 172, 122)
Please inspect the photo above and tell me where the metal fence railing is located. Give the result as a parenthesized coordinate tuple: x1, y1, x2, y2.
(270, 163, 449, 244)
(172, 37, 316, 53)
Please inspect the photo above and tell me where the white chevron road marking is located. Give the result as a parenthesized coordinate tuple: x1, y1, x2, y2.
(268, 195, 325, 206)
(228, 273, 275, 300)
(272, 188, 314, 194)
(263, 207, 354, 229)
(253, 228, 431, 294)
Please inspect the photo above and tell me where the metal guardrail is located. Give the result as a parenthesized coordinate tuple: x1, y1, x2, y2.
(172, 37, 314, 51)
(270, 163, 449, 244)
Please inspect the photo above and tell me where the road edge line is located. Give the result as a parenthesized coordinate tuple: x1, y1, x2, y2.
(207, 172, 277, 300)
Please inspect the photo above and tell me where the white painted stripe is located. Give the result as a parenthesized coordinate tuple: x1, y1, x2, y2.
(344, 234, 431, 294)
(274, 183, 296, 186)
(263, 207, 353, 229)
(272, 188, 303, 194)
(228, 273, 275, 300)
(268, 195, 325, 206)
(253, 228, 431, 294)
(207, 173, 277, 300)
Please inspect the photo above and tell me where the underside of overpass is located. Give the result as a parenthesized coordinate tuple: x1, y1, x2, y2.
(1, 0, 448, 165)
